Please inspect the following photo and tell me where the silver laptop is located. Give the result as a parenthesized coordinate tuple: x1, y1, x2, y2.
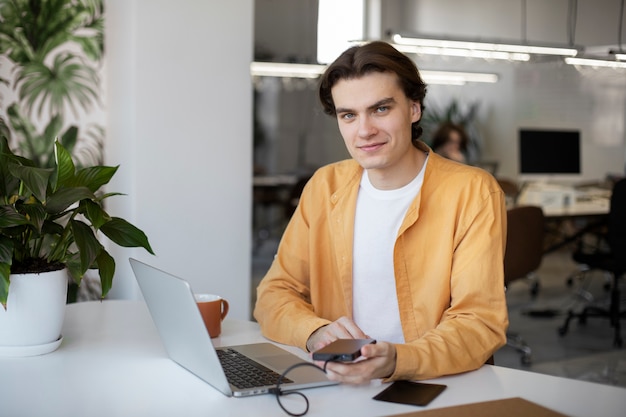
(129, 258, 335, 397)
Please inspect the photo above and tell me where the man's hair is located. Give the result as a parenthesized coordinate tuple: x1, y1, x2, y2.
(431, 122, 470, 153)
(318, 41, 428, 142)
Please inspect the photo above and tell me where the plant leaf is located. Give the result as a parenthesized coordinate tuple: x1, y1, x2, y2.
(7, 163, 53, 203)
(0, 236, 14, 265)
(70, 219, 101, 275)
(54, 139, 76, 189)
(100, 217, 154, 254)
(73, 165, 118, 192)
(0, 262, 9, 308)
(96, 249, 115, 298)
(82, 199, 110, 229)
(0, 205, 30, 228)
(0, 232, 12, 308)
(45, 186, 95, 214)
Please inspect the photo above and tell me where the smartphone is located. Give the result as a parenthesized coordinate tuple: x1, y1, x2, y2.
(311, 338, 376, 362)
(373, 380, 447, 406)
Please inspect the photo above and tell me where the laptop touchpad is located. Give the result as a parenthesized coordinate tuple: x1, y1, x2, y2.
(258, 354, 301, 371)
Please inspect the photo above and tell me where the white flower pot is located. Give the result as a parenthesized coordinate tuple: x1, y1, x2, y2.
(0, 269, 68, 356)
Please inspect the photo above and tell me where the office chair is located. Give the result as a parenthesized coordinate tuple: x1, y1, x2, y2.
(558, 178, 626, 347)
(504, 205, 546, 365)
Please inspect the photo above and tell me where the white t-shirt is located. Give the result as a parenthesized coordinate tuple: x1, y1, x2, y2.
(352, 157, 428, 344)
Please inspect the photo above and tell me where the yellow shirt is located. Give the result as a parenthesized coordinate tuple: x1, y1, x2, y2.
(254, 143, 508, 381)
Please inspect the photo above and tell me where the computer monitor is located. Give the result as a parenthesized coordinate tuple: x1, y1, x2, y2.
(519, 129, 581, 182)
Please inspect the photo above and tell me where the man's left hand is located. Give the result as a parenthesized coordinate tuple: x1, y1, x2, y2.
(314, 341, 397, 384)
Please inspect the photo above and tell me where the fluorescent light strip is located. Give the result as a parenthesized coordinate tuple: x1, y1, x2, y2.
(565, 57, 626, 69)
(250, 62, 326, 78)
(615, 53, 626, 61)
(392, 43, 530, 61)
(421, 70, 499, 85)
(251, 62, 499, 85)
(393, 34, 578, 58)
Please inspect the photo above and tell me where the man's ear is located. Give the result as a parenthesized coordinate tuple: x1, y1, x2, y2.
(412, 102, 422, 122)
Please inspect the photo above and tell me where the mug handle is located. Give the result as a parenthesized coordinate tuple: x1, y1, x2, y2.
(220, 299, 229, 320)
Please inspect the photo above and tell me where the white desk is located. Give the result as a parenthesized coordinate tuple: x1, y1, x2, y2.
(517, 183, 610, 218)
(2, 300, 625, 417)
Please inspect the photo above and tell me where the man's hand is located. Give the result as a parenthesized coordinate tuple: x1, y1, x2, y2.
(316, 341, 397, 385)
(306, 316, 368, 352)
(306, 316, 397, 384)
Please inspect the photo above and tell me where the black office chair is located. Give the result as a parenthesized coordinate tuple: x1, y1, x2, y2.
(558, 178, 626, 347)
(504, 205, 546, 365)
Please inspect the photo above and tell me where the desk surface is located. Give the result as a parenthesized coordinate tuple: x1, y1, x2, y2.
(517, 183, 610, 218)
(2, 300, 625, 417)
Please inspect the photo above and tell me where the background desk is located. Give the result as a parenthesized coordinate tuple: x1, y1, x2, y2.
(517, 184, 611, 253)
(2, 301, 625, 417)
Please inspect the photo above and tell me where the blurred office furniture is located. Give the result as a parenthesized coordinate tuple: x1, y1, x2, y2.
(474, 160, 499, 175)
(252, 174, 298, 250)
(283, 175, 312, 219)
(497, 177, 520, 207)
(504, 205, 545, 364)
(517, 182, 610, 254)
(558, 178, 626, 347)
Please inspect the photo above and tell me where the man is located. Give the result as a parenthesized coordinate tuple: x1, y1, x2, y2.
(254, 41, 508, 384)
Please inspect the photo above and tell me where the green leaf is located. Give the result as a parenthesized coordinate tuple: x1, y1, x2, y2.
(70, 219, 101, 275)
(100, 217, 154, 255)
(0, 262, 10, 308)
(96, 249, 115, 298)
(7, 163, 53, 202)
(0, 236, 12, 306)
(60, 125, 79, 155)
(54, 139, 76, 189)
(0, 206, 30, 228)
(45, 186, 95, 214)
(64, 252, 83, 286)
(0, 236, 14, 265)
(82, 199, 110, 229)
(73, 165, 118, 192)
(16, 201, 47, 233)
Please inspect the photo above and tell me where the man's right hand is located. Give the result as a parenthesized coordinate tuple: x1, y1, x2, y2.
(306, 316, 369, 352)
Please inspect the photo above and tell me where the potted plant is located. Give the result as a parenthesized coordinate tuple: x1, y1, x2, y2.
(0, 136, 153, 355)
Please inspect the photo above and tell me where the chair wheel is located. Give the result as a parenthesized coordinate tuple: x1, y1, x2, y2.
(521, 354, 532, 366)
(558, 326, 568, 336)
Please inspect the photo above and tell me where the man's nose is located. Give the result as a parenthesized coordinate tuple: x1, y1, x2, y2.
(358, 116, 377, 138)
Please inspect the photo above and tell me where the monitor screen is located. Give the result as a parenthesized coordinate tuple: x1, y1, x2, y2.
(519, 129, 581, 175)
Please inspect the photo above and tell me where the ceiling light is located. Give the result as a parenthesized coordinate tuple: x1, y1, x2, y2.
(564, 56, 626, 69)
(251, 62, 498, 85)
(392, 34, 579, 61)
(420, 70, 499, 85)
(250, 62, 326, 78)
(610, 50, 626, 61)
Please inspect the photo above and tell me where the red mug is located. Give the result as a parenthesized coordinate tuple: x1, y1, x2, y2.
(195, 294, 229, 338)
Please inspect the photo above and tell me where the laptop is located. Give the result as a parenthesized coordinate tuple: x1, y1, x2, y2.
(129, 258, 335, 397)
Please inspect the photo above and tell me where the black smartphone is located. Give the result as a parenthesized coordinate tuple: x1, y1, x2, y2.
(373, 380, 447, 406)
(311, 338, 376, 362)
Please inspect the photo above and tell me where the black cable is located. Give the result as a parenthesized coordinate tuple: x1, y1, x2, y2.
(272, 360, 331, 416)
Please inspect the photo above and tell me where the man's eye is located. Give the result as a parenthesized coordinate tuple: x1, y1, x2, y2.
(340, 113, 355, 120)
(376, 106, 388, 113)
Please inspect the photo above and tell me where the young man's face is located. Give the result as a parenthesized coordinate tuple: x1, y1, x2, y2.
(331, 71, 421, 181)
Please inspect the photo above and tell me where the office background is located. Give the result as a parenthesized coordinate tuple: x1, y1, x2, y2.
(2, 0, 625, 323)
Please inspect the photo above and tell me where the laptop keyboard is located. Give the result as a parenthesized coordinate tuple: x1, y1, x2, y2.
(217, 348, 293, 389)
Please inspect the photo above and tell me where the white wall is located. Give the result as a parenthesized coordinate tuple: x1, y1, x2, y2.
(105, 0, 254, 320)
